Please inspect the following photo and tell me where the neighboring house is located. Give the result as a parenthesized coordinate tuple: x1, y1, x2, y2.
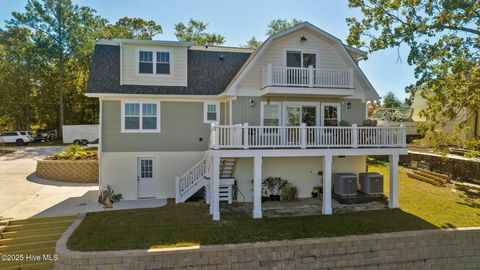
(86, 22, 407, 220)
(411, 89, 480, 141)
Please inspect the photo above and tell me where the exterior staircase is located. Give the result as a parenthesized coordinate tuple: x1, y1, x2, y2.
(176, 155, 237, 203)
(0, 215, 77, 270)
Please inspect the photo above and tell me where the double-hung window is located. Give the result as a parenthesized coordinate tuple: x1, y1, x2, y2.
(139, 51, 153, 74)
(122, 101, 160, 132)
(204, 102, 219, 123)
(156, 52, 170, 75)
(138, 50, 171, 75)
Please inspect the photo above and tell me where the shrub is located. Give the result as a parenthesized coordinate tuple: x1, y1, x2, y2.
(281, 183, 298, 201)
(51, 144, 98, 161)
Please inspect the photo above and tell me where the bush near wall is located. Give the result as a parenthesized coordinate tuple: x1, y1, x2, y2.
(36, 160, 98, 183)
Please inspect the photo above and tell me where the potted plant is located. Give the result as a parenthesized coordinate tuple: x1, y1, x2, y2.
(262, 177, 276, 201)
(274, 178, 287, 201)
(311, 186, 319, 198)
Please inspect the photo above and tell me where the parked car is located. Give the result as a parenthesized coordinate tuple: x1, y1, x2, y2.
(0, 131, 34, 145)
(34, 129, 56, 142)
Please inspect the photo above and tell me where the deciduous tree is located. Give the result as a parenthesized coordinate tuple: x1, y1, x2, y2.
(175, 19, 225, 45)
(347, 0, 480, 153)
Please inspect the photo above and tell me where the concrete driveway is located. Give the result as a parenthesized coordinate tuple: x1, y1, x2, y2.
(0, 146, 98, 219)
(0, 146, 166, 219)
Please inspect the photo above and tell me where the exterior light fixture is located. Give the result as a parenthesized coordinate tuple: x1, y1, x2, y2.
(346, 102, 352, 109)
(249, 98, 255, 107)
(300, 35, 307, 42)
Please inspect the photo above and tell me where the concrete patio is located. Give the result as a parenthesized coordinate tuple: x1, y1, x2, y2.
(227, 197, 388, 218)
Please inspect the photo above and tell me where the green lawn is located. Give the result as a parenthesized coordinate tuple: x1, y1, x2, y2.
(67, 164, 480, 251)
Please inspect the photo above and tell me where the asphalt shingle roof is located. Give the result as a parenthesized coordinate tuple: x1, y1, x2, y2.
(87, 44, 251, 95)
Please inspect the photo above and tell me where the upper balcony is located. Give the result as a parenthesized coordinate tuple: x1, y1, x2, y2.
(261, 64, 355, 96)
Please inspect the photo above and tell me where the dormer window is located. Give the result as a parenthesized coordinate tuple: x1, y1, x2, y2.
(139, 51, 153, 74)
(138, 50, 172, 75)
(156, 52, 170, 75)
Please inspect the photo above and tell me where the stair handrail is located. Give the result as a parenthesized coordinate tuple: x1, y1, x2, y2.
(175, 153, 209, 203)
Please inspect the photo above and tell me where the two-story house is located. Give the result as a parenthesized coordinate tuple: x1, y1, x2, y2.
(86, 22, 407, 220)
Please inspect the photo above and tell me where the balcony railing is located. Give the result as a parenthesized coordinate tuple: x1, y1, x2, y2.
(210, 124, 406, 150)
(262, 64, 354, 89)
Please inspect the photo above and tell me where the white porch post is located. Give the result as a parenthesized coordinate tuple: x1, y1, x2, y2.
(212, 156, 221, 220)
(389, 154, 399, 208)
(322, 155, 333, 215)
(253, 155, 263, 219)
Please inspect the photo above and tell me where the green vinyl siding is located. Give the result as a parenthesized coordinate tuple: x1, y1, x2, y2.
(232, 96, 261, 125)
(102, 100, 210, 152)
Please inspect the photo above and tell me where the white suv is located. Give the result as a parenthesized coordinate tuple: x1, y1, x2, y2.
(0, 131, 34, 145)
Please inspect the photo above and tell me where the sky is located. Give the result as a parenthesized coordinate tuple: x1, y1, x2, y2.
(0, 0, 415, 99)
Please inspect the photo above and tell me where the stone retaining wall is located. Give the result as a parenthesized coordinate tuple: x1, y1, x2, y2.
(55, 215, 480, 270)
(36, 160, 98, 183)
(374, 151, 480, 184)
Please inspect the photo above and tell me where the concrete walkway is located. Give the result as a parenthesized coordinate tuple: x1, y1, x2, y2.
(0, 146, 166, 219)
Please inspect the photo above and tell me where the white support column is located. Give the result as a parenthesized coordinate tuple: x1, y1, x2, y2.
(253, 156, 263, 219)
(322, 155, 333, 215)
(389, 154, 399, 208)
(212, 156, 221, 220)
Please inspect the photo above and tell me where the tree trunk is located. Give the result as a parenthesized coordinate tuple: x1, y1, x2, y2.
(59, 54, 64, 135)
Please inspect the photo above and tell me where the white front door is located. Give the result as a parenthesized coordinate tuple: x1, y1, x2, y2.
(137, 157, 156, 198)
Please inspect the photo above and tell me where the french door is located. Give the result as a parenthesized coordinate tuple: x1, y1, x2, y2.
(284, 104, 319, 145)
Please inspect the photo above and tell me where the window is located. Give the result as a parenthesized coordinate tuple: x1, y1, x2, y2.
(142, 104, 157, 130)
(322, 103, 340, 126)
(286, 51, 317, 68)
(122, 101, 160, 132)
(204, 102, 219, 123)
(138, 50, 172, 75)
(262, 103, 280, 126)
(139, 51, 153, 74)
(156, 52, 170, 75)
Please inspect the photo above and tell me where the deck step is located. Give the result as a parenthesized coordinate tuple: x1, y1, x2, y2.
(0, 240, 57, 252)
(1, 226, 69, 239)
(417, 169, 450, 181)
(4, 220, 73, 232)
(7, 215, 76, 226)
(412, 170, 448, 185)
(0, 233, 63, 245)
(407, 172, 443, 187)
(1, 262, 54, 270)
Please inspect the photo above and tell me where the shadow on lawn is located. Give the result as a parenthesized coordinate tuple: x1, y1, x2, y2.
(67, 202, 439, 251)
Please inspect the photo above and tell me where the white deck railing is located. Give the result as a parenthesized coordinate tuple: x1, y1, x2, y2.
(261, 64, 354, 88)
(210, 123, 406, 149)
